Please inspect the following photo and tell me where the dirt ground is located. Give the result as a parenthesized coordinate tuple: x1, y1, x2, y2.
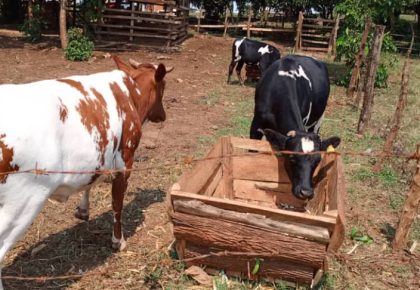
(0, 29, 419, 290)
(0, 29, 260, 290)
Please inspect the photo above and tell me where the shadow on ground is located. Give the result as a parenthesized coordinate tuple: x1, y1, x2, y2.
(3, 189, 165, 290)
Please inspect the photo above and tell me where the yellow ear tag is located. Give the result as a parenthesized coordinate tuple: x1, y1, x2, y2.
(326, 145, 335, 153)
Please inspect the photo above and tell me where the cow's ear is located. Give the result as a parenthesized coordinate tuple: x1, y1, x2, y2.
(113, 56, 132, 74)
(261, 129, 287, 150)
(155, 64, 167, 82)
(320, 136, 341, 151)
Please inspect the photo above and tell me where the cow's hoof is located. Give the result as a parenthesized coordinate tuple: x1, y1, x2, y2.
(112, 238, 127, 252)
(74, 207, 89, 221)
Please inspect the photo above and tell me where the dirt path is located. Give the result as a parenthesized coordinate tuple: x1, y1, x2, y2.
(0, 33, 256, 289)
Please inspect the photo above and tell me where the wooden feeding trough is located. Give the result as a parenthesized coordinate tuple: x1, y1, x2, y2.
(245, 64, 261, 82)
(169, 136, 346, 286)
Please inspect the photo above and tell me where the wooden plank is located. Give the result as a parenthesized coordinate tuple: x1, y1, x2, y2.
(233, 179, 307, 209)
(171, 211, 326, 268)
(95, 23, 173, 33)
(231, 154, 290, 183)
(170, 191, 337, 230)
(173, 200, 330, 243)
(184, 243, 314, 284)
(327, 156, 346, 254)
(301, 33, 330, 39)
(241, 27, 295, 32)
(200, 165, 222, 196)
(221, 136, 234, 198)
(302, 24, 334, 29)
(96, 30, 174, 40)
(302, 39, 329, 45)
(101, 14, 181, 24)
(302, 47, 329, 52)
(189, 24, 247, 28)
(230, 136, 273, 153)
(177, 140, 222, 193)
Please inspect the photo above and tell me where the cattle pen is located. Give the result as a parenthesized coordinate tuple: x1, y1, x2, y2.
(91, 0, 190, 50)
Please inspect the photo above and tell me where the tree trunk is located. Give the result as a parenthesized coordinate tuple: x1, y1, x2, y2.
(28, 0, 33, 20)
(357, 25, 385, 134)
(373, 25, 414, 172)
(59, 0, 68, 49)
(347, 18, 372, 102)
(392, 146, 420, 252)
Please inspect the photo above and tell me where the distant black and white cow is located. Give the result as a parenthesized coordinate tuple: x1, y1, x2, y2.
(227, 37, 281, 85)
(250, 54, 340, 200)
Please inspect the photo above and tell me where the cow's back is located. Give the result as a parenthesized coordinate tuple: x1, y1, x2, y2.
(254, 55, 329, 134)
(0, 70, 134, 195)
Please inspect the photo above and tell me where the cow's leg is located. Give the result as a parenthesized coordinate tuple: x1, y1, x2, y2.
(0, 187, 49, 289)
(250, 116, 264, 140)
(236, 60, 245, 86)
(111, 172, 128, 251)
(227, 60, 237, 84)
(74, 189, 90, 221)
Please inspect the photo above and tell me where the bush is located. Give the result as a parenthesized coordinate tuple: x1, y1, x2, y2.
(335, 30, 397, 88)
(64, 28, 94, 61)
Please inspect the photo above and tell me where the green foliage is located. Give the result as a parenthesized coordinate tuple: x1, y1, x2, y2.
(20, 4, 43, 42)
(350, 227, 374, 244)
(77, 0, 103, 37)
(335, 4, 398, 88)
(313, 273, 336, 290)
(213, 272, 229, 290)
(65, 27, 94, 61)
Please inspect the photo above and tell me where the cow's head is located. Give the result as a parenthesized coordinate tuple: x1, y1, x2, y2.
(261, 129, 340, 200)
(113, 56, 173, 123)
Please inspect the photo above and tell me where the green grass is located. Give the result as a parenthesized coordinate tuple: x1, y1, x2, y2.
(183, 49, 420, 287)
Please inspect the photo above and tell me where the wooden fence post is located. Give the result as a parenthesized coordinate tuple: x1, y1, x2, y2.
(295, 11, 303, 52)
(247, 7, 252, 38)
(347, 18, 372, 102)
(329, 14, 340, 56)
(223, 6, 229, 37)
(197, 6, 202, 33)
(373, 25, 415, 172)
(392, 145, 420, 252)
(59, 0, 68, 49)
(357, 25, 385, 134)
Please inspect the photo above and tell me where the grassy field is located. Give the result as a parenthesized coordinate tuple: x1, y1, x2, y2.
(192, 52, 420, 289)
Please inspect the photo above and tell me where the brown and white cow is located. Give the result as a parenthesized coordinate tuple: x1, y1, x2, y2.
(0, 56, 172, 288)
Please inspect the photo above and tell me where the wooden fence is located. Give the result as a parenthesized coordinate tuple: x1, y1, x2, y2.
(93, 0, 189, 50)
(295, 11, 340, 55)
(190, 7, 295, 38)
(390, 33, 420, 56)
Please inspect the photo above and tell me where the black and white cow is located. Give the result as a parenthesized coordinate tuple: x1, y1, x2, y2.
(227, 37, 281, 85)
(250, 54, 340, 200)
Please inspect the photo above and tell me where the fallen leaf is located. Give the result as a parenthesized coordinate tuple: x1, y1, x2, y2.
(185, 265, 212, 286)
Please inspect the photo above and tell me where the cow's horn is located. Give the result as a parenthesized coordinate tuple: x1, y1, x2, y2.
(166, 66, 174, 73)
(129, 59, 141, 68)
(286, 130, 296, 137)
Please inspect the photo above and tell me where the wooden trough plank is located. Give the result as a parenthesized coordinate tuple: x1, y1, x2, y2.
(177, 141, 222, 193)
(231, 154, 290, 183)
(170, 191, 336, 231)
(183, 243, 314, 284)
(171, 211, 326, 268)
(233, 179, 307, 209)
(173, 199, 330, 244)
(327, 156, 346, 254)
(230, 136, 273, 153)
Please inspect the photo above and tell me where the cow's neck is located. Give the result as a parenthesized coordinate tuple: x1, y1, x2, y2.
(123, 75, 153, 124)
